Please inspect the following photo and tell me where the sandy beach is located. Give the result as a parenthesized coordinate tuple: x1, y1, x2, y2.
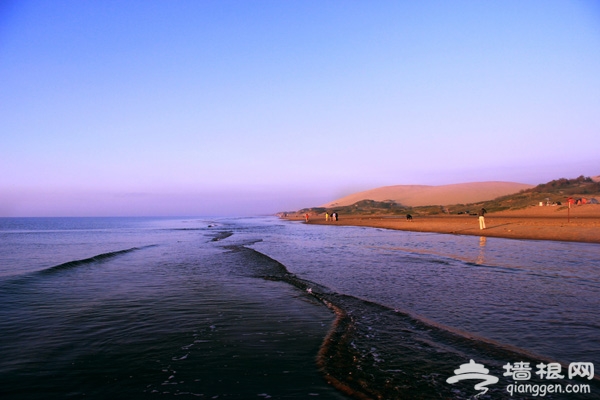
(285, 205, 600, 244)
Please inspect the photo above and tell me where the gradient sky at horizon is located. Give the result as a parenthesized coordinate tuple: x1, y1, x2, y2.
(2, 1, 599, 216)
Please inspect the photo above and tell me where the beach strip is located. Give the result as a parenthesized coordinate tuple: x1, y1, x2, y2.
(285, 206, 600, 244)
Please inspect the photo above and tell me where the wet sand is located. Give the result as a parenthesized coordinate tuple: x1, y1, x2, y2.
(285, 205, 600, 244)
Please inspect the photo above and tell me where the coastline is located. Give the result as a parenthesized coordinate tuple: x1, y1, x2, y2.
(283, 205, 600, 244)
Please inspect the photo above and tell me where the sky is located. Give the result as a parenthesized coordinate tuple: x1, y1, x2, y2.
(1, 1, 599, 216)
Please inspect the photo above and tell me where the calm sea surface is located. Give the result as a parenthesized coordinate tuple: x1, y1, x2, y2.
(0, 217, 598, 399)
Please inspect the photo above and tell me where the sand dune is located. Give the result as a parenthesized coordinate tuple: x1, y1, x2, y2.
(322, 181, 534, 207)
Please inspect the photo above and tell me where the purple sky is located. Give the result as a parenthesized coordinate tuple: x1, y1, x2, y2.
(1, 1, 599, 216)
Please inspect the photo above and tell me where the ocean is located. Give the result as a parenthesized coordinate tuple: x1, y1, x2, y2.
(0, 216, 598, 399)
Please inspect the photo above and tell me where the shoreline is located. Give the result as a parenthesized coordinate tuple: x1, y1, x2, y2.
(282, 205, 600, 244)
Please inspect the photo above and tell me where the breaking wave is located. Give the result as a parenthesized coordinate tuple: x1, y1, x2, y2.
(37, 245, 157, 276)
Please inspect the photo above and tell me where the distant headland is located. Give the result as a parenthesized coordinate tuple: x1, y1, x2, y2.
(279, 175, 600, 244)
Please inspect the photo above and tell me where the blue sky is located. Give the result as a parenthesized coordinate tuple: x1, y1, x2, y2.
(1, 1, 599, 216)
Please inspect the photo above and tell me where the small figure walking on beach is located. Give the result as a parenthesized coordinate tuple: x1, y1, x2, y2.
(478, 208, 487, 230)
(325, 212, 329, 222)
(305, 213, 309, 223)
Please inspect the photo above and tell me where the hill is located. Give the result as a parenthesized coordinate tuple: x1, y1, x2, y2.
(456, 175, 600, 214)
(283, 175, 600, 217)
(322, 181, 533, 208)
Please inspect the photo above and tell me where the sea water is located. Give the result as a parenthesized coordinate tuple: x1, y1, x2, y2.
(0, 216, 598, 399)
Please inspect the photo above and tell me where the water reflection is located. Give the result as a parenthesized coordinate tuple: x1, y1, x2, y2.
(476, 236, 487, 264)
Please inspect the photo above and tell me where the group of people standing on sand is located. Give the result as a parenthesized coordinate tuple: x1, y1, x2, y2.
(307, 208, 487, 229)
(325, 212, 338, 222)
(304, 212, 338, 223)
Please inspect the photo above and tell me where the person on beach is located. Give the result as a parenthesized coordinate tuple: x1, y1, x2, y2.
(334, 212, 338, 221)
(478, 208, 487, 230)
(325, 212, 329, 222)
(305, 213, 309, 222)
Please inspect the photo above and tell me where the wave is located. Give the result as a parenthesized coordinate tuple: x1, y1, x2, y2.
(209, 231, 234, 242)
(231, 245, 600, 399)
(37, 245, 157, 276)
